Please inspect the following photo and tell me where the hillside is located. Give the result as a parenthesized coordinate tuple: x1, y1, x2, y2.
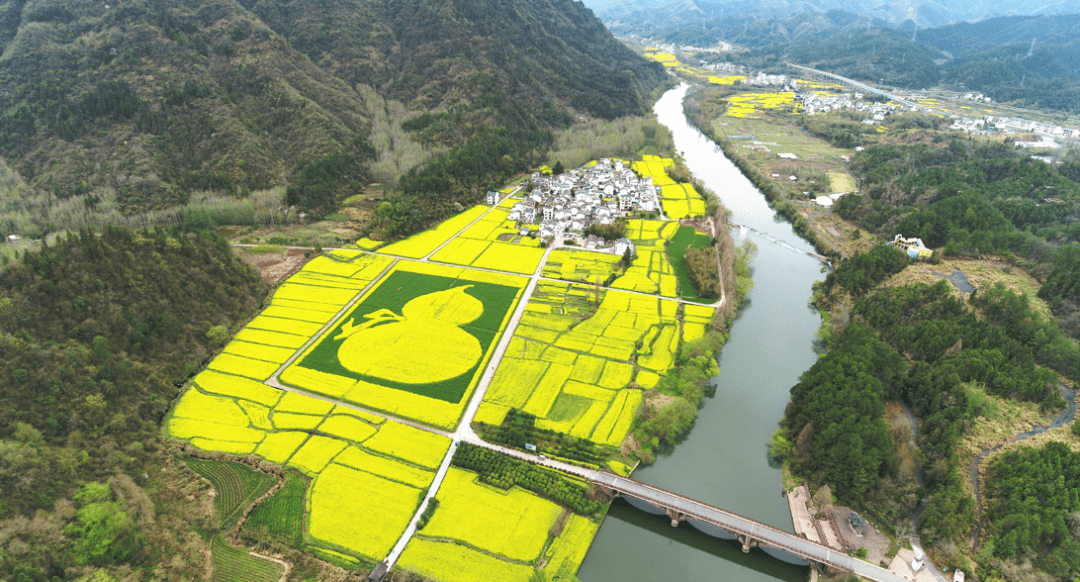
(0, 0, 665, 237)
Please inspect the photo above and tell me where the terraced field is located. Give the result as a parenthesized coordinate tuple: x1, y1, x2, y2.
(244, 471, 308, 545)
(210, 536, 284, 582)
(186, 459, 278, 528)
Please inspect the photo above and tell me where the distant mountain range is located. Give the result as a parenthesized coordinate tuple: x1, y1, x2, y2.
(597, 0, 1080, 35)
(598, 0, 1080, 112)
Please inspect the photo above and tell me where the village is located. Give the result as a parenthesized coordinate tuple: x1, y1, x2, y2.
(487, 158, 663, 253)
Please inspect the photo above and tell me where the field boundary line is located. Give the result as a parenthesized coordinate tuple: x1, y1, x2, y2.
(421, 184, 525, 261)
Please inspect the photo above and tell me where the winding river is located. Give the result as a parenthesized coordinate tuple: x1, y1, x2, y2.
(579, 84, 825, 581)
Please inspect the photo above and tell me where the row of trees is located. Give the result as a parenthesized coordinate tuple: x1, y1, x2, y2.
(476, 409, 606, 465)
(451, 444, 602, 515)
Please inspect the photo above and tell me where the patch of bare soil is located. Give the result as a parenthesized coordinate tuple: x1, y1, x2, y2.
(242, 249, 310, 285)
(831, 506, 892, 567)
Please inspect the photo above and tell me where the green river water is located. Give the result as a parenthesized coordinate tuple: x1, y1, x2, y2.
(578, 84, 826, 582)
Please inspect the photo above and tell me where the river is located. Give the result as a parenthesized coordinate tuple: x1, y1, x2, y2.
(578, 84, 826, 581)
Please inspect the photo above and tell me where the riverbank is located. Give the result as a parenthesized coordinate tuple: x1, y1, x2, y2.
(580, 81, 825, 582)
(680, 89, 840, 262)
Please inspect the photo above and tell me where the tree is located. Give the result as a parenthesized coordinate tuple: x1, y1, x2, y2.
(812, 484, 834, 520)
(67, 482, 141, 566)
(206, 325, 229, 349)
(91, 336, 110, 365)
(553, 160, 565, 175)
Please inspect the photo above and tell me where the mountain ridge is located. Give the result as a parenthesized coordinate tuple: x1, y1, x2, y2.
(0, 0, 665, 237)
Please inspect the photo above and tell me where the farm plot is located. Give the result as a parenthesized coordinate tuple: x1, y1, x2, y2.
(210, 536, 284, 582)
(725, 91, 801, 119)
(631, 153, 707, 219)
(631, 155, 676, 187)
(399, 466, 605, 582)
(418, 467, 560, 562)
(280, 261, 527, 429)
(379, 204, 489, 258)
(542, 514, 601, 579)
(658, 183, 707, 219)
(430, 207, 546, 275)
(666, 225, 715, 300)
(167, 382, 450, 562)
(217, 252, 394, 381)
(397, 538, 535, 582)
(186, 459, 278, 528)
(478, 283, 680, 445)
(243, 471, 307, 546)
(683, 304, 716, 343)
(308, 463, 424, 559)
(542, 249, 621, 284)
(611, 219, 680, 298)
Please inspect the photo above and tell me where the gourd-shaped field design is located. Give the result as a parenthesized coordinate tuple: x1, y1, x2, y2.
(281, 261, 527, 429)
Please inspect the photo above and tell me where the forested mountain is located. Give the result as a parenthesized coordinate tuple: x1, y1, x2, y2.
(0, 0, 665, 236)
(0, 228, 266, 579)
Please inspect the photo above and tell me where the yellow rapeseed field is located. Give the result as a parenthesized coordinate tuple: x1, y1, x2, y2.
(398, 538, 534, 582)
(380, 205, 489, 258)
(255, 432, 309, 464)
(362, 421, 450, 470)
(543, 514, 601, 575)
(308, 463, 422, 559)
(419, 468, 560, 561)
(318, 415, 378, 443)
(288, 435, 348, 476)
(334, 446, 434, 489)
(275, 391, 335, 415)
(206, 353, 281, 381)
(725, 91, 799, 118)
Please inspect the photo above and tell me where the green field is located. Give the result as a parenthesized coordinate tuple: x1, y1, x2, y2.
(187, 459, 279, 528)
(666, 225, 714, 299)
(244, 471, 308, 546)
(295, 269, 520, 403)
(827, 171, 857, 193)
(210, 536, 284, 582)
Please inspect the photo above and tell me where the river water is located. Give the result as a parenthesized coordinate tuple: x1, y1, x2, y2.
(578, 84, 826, 581)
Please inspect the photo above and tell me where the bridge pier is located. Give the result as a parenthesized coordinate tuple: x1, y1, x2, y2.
(738, 534, 759, 553)
(665, 508, 687, 527)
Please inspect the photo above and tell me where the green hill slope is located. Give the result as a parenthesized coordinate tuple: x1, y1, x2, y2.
(0, 0, 665, 233)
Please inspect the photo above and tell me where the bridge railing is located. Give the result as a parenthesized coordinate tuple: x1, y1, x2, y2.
(601, 478, 853, 570)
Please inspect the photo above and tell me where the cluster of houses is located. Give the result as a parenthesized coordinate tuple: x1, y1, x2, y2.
(948, 115, 1080, 144)
(487, 159, 660, 244)
(794, 91, 901, 119)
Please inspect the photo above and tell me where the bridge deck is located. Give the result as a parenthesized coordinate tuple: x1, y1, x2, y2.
(467, 440, 909, 582)
(592, 473, 910, 582)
